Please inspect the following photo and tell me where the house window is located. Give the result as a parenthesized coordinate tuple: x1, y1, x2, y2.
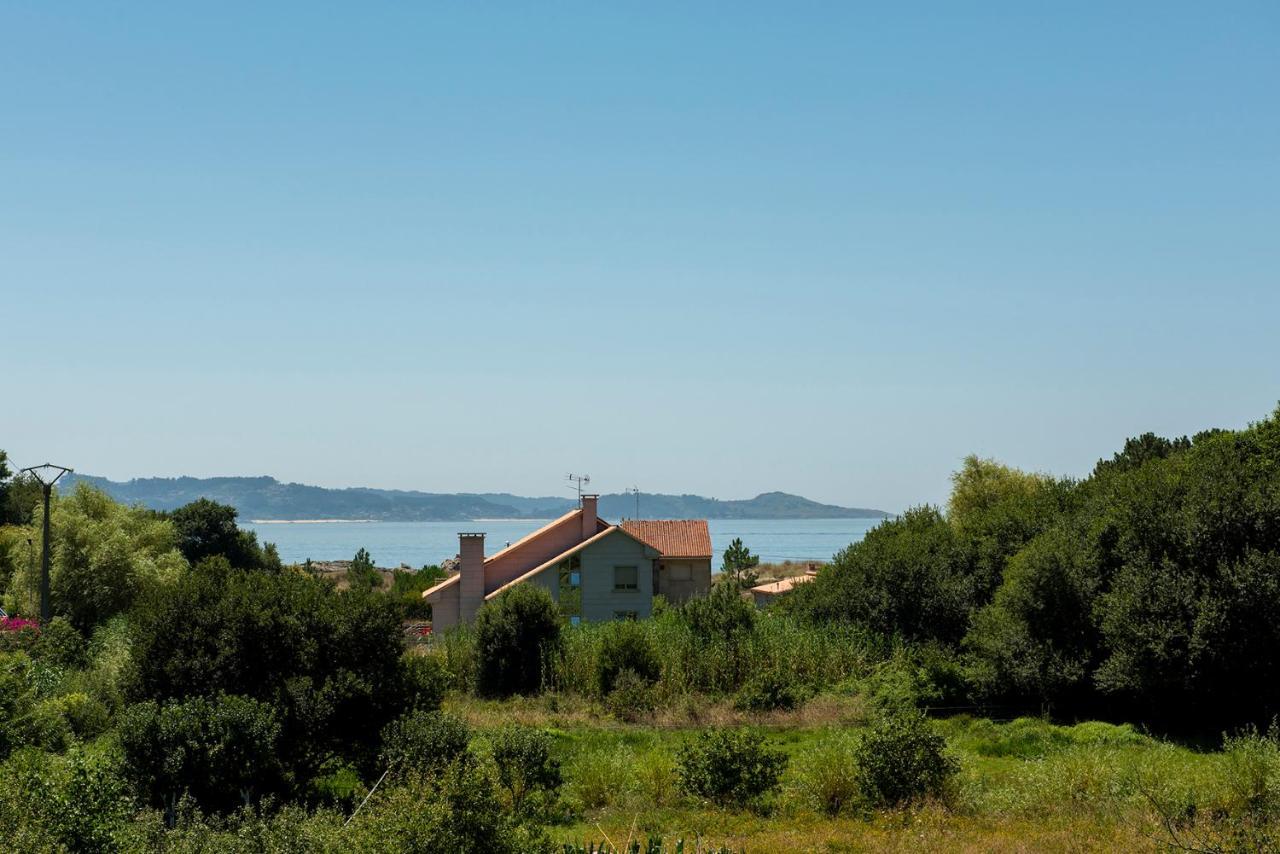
(558, 555, 582, 622)
(570, 615, 581, 627)
(614, 610, 639, 621)
(613, 565, 638, 591)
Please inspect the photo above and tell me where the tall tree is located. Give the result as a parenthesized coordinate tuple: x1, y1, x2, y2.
(721, 537, 760, 588)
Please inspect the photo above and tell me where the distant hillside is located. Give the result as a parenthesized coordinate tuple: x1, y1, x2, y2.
(60, 474, 888, 522)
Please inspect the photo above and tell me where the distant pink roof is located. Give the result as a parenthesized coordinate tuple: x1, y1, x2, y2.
(620, 520, 712, 559)
(750, 575, 816, 596)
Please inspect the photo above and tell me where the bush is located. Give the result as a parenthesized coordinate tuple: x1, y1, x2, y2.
(605, 668, 657, 722)
(125, 560, 413, 780)
(854, 709, 958, 807)
(401, 653, 448, 712)
(474, 585, 562, 698)
(678, 582, 755, 643)
(676, 728, 787, 808)
(118, 693, 281, 817)
(308, 758, 367, 810)
(595, 620, 660, 696)
(33, 617, 87, 670)
(489, 725, 562, 818)
(733, 671, 804, 713)
(790, 730, 861, 816)
(1222, 721, 1280, 819)
(567, 744, 632, 810)
(344, 761, 551, 853)
(380, 710, 471, 777)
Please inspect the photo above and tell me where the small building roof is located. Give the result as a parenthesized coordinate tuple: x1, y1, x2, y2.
(749, 574, 816, 596)
(620, 520, 712, 559)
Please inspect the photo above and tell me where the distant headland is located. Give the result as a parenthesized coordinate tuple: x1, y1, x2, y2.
(59, 473, 889, 522)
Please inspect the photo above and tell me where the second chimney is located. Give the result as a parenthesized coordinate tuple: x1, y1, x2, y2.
(581, 494, 599, 539)
(458, 532, 485, 622)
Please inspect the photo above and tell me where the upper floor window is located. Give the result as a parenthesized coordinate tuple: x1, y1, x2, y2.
(613, 565, 638, 591)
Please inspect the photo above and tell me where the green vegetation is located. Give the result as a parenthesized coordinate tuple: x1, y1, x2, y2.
(719, 537, 760, 588)
(4, 407, 1280, 850)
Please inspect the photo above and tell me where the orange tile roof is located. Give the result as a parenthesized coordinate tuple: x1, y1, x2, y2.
(620, 520, 712, 559)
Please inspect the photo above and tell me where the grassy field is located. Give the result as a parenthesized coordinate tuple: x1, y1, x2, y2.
(446, 693, 1268, 853)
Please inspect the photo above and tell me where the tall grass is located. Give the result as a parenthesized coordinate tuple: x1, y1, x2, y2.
(551, 611, 878, 700)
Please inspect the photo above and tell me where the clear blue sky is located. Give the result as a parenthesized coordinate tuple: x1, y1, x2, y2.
(3, 3, 1277, 511)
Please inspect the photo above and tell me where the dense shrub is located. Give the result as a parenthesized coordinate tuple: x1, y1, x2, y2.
(119, 693, 281, 817)
(606, 668, 657, 722)
(853, 709, 957, 807)
(595, 619, 660, 696)
(733, 671, 803, 713)
(32, 616, 88, 669)
(346, 762, 552, 853)
(401, 652, 448, 712)
(968, 410, 1280, 721)
(125, 557, 415, 780)
(676, 728, 787, 807)
(380, 710, 471, 777)
(0, 746, 135, 854)
(474, 585, 562, 698)
(489, 725, 563, 817)
(678, 582, 755, 643)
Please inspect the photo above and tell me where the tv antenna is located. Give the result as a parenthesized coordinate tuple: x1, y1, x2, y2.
(625, 486, 640, 519)
(566, 473, 591, 504)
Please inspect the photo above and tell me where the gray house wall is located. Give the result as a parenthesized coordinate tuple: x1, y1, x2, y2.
(579, 530, 658, 621)
(655, 559, 712, 604)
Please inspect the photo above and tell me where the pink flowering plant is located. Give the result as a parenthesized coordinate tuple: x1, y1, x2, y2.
(0, 615, 40, 651)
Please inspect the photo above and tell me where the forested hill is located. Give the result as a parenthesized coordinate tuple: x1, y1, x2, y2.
(60, 474, 888, 522)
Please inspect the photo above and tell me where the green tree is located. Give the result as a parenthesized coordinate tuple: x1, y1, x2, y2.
(782, 506, 971, 644)
(348, 547, 381, 591)
(721, 537, 760, 588)
(170, 498, 276, 571)
(489, 725, 562, 817)
(947, 455, 1070, 599)
(473, 585, 562, 698)
(4, 484, 187, 629)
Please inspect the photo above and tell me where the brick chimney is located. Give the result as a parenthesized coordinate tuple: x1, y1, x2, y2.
(459, 532, 485, 622)
(581, 494, 599, 540)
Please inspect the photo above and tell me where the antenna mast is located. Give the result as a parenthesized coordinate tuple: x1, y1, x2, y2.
(566, 473, 591, 505)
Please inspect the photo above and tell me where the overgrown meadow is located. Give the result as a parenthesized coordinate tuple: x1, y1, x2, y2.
(2, 407, 1280, 852)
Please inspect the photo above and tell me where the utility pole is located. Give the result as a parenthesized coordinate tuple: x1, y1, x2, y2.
(20, 463, 73, 623)
(626, 486, 640, 519)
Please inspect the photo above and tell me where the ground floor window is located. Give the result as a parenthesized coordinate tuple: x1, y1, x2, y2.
(613, 610, 638, 621)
